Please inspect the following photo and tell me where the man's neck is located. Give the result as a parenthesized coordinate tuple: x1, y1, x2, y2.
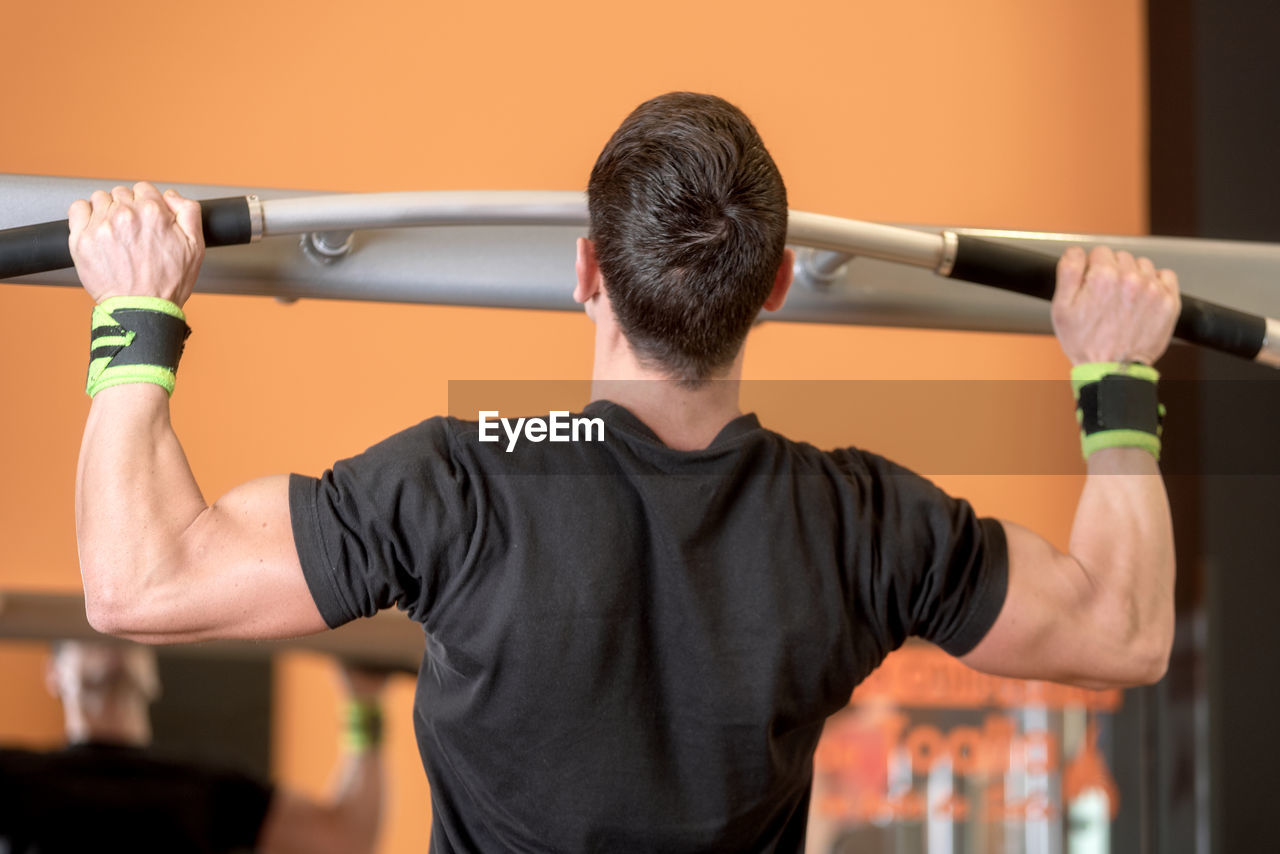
(64, 698, 152, 747)
(589, 333, 744, 451)
(590, 378, 743, 450)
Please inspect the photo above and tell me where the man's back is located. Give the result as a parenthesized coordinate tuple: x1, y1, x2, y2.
(0, 742, 272, 854)
(291, 400, 1007, 851)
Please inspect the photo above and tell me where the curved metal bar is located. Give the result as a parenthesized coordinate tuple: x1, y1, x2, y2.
(263, 191, 590, 234)
(260, 193, 948, 270)
(5, 175, 1280, 344)
(785, 210, 944, 268)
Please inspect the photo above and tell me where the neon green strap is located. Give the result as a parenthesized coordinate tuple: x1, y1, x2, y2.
(1070, 361, 1159, 395)
(87, 364, 179, 397)
(85, 298, 188, 398)
(96, 295, 187, 320)
(343, 700, 384, 752)
(1071, 362, 1163, 461)
(1080, 428, 1162, 460)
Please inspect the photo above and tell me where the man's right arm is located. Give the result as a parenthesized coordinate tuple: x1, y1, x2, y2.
(960, 246, 1180, 689)
(72, 183, 327, 643)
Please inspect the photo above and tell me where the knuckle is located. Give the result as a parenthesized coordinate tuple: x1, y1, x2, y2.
(137, 198, 164, 219)
(1118, 271, 1144, 293)
(1085, 266, 1115, 289)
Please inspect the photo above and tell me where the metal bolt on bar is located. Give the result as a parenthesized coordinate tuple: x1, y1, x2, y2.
(300, 230, 355, 265)
(799, 248, 855, 286)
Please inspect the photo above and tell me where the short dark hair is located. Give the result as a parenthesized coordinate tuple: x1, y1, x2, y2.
(587, 92, 788, 384)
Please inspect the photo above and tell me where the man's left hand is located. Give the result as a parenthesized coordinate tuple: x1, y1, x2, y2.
(68, 181, 205, 307)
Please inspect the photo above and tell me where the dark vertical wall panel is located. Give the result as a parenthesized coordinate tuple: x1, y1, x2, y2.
(1148, 1, 1280, 851)
(151, 653, 272, 782)
(1148, 0, 1199, 237)
(1193, 2, 1280, 242)
(1197, 353, 1280, 854)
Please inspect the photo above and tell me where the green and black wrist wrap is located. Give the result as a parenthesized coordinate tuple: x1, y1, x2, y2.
(344, 700, 384, 753)
(1071, 362, 1165, 461)
(86, 296, 191, 398)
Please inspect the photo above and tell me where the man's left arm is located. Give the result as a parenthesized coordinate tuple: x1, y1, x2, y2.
(72, 182, 326, 642)
(256, 664, 388, 854)
(959, 247, 1179, 688)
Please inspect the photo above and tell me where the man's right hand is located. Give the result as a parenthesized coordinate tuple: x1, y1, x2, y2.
(68, 181, 205, 307)
(1050, 245, 1181, 366)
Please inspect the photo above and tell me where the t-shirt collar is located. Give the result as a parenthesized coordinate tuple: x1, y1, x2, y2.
(582, 400, 762, 450)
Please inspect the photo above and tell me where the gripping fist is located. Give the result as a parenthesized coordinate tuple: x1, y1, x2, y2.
(68, 182, 205, 307)
(1051, 246, 1181, 366)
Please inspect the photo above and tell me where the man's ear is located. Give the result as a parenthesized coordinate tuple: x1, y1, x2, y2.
(574, 238, 603, 305)
(761, 248, 795, 313)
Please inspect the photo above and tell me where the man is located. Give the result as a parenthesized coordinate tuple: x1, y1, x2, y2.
(67, 92, 1179, 850)
(0, 641, 387, 853)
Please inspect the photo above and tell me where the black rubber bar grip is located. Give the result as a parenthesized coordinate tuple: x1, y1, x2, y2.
(948, 233, 1058, 302)
(947, 233, 1266, 361)
(0, 196, 253, 280)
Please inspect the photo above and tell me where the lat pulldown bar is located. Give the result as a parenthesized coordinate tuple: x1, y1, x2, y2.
(2, 188, 1278, 368)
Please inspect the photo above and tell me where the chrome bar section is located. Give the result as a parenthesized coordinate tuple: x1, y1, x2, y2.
(245, 194, 264, 242)
(262, 191, 590, 235)
(937, 231, 959, 277)
(784, 210, 944, 268)
(1259, 317, 1280, 368)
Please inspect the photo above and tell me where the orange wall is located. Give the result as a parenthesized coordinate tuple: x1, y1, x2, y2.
(0, 645, 66, 748)
(0, 1, 1145, 852)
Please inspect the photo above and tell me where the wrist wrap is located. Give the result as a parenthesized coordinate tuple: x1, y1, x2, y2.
(1071, 362, 1164, 461)
(344, 700, 384, 752)
(86, 297, 191, 397)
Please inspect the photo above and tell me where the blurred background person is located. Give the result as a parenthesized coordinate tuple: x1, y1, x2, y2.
(0, 640, 388, 854)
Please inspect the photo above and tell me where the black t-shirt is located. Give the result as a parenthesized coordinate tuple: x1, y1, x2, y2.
(290, 401, 1008, 852)
(0, 742, 273, 853)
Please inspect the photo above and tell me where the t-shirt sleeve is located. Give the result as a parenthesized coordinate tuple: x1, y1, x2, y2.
(289, 418, 475, 627)
(837, 449, 1009, 658)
